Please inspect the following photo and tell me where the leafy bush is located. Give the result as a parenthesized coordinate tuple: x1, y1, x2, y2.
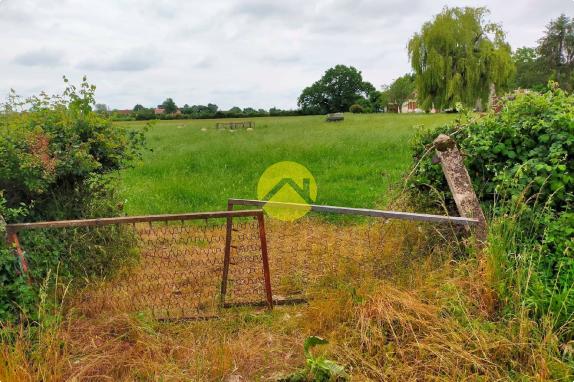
(0, 77, 146, 322)
(349, 104, 364, 113)
(408, 85, 574, 338)
(531, 212, 574, 331)
(410, 86, 574, 211)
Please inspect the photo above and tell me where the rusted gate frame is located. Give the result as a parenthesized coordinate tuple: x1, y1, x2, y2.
(220, 204, 273, 308)
(226, 198, 478, 306)
(5, 209, 274, 310)
(227, 198, 479, 226)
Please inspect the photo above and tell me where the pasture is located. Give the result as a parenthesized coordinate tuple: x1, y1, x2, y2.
(117, 113, 456, 215)
(4, 113, 564, 381)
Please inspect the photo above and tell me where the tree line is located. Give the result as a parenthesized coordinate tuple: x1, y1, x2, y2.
(300, 8, 574, 114)
(106, 7, 574, 119)
(105, 98, 305, 121)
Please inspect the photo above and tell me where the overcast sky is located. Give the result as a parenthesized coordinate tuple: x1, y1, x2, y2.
(2, 0, 573, 110)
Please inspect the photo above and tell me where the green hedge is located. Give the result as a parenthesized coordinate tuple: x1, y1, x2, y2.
(0, 78, 146, 322)
(408, 85, 574, 338)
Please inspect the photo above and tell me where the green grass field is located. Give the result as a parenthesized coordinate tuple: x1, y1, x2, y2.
(117, 113, 456, 215)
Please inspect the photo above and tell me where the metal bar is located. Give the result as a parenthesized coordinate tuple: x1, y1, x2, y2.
(6, 210, 263, 232)
(256, 212, 273, 309)
(228, 199, 478, 226)
(220, 200, 234, 306)
(5, 227, 29, 275)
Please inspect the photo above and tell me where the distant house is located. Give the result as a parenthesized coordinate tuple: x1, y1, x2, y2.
(154, 106, 182, 115)
(400, 91, 422, 113)
(400, 92, 436, 113)
(114, 109, 132, 115)
(387, 103, 400, 113)
(401, 99, 419, 113)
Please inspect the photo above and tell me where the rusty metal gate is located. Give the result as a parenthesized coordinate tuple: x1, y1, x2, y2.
(5, 210, 272, 320)
(5, 201, 478, 319)
(227, 198, 479, 304)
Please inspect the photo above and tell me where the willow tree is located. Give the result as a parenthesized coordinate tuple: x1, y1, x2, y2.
(408, 7, 514, 111)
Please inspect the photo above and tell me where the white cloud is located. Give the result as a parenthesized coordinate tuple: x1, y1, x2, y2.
(1, 0, 573, 109)
(13, 48, 64, 67)
(77, 48, 160, 72)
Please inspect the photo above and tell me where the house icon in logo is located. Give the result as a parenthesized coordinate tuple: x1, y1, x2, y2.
(257, 161, 317, 221)
(261, 177, 314, 205)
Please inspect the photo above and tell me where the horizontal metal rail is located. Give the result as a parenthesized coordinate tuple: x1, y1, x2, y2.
(228, 199, 478, 226)
(6, 210, 264, 232)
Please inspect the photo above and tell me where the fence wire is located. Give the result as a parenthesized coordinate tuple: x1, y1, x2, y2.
(13, 214, 268, 320)
(262, 216, 451, 301)
(9, 206, 464, 319)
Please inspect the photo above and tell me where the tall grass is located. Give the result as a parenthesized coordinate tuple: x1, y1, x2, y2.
(2, 214, 573, 380)
(0, 271, 70, 382)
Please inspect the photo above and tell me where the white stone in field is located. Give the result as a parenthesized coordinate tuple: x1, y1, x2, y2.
(201, 128, 207, 132)
(246, 128, 253, 131)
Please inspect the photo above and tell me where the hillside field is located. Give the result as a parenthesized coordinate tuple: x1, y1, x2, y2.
(117, 113, 456, 215)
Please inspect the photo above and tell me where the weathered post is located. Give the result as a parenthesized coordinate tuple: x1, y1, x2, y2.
(220, 200, 234, 306)
(433, 134, 488, 245)
(0, 214, 5, 240)
(6, 228, 29, 274)
(2, 214, 29, 274)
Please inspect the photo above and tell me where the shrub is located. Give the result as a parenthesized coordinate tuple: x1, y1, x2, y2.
(408, 85, 574, 338)
(349, 104, 364, 113)
(0, 77, 147, 321)
(410, 87, 574, 212)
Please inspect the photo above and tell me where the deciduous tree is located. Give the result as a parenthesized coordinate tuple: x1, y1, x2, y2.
(512, 47, 548, 91)
(297, 65, 376, 114)
(386, 74, 415, 113)
(408, 7, 514, 111)
(161, 98, 177, 114)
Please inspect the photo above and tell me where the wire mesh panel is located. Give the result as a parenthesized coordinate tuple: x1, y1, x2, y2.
(7, 210, 271, 320)
(227, 199, 475, 303)
(264, 217, 385, 300)
(87, 219, 265, 319)
(7, 202, 475, 317)
(263, 216, 461, 302)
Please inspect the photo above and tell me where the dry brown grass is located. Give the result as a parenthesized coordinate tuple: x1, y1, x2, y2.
(1, 218, 572, 381)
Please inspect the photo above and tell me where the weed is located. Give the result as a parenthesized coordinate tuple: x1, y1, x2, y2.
(279, 336, 349, 382)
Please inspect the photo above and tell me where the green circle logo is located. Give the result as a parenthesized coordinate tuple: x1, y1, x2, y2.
(257, 161, 317, 221)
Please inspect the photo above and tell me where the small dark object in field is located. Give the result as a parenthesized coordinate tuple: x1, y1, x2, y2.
(216, 121, 255, 129)
(326, 113, 344, 122)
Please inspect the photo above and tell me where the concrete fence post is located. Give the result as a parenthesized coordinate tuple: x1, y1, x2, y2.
(433, 134, 488, 245)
